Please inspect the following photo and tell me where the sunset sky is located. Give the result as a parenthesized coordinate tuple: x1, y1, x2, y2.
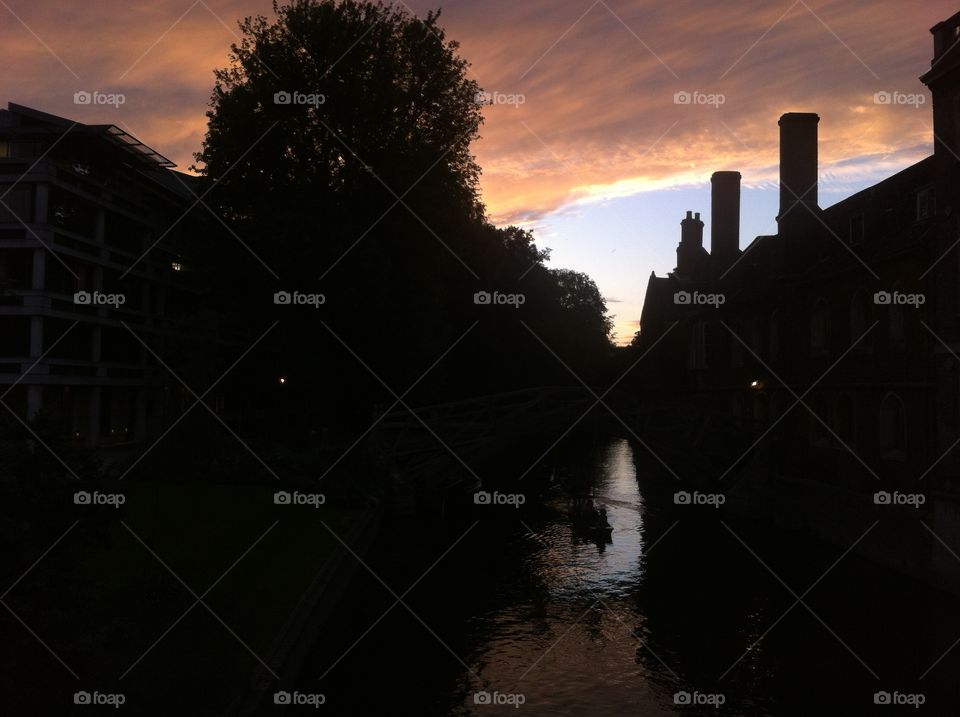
(2, 0, 954, 343)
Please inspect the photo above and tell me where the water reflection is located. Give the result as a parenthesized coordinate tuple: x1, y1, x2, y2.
(525, 438, 643, 599)
(306, 435, 960, 716)
(462, 438, 672, 715)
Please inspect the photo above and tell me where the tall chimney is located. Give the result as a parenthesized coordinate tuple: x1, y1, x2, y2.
(710, 171, 741, 273)
(777, 112, 819, 224)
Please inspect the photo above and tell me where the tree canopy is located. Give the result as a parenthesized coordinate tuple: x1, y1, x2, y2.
(192, 0, 614, 433)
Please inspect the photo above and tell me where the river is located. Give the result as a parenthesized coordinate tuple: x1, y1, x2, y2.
(298, 435, 960, 715)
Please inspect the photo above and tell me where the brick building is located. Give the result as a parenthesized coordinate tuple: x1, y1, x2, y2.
(638, 13, 960, 501)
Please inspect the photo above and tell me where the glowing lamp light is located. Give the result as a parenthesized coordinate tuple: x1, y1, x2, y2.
(279, 376, 287, 385)
(750, 380, 760, 388)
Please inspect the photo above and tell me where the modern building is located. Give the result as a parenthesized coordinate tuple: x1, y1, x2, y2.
(0, 102, 204, 447)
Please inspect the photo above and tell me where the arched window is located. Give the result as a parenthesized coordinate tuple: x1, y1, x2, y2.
(769, 391, 780, 421)
(731, 392, 744, 418)
(730, 321, 744, 368)
(688, 320, 708, 369)
(811, 299, 830, 356)
(753, 393, 769, 436)
(835, 393, 855, 448)
(850, 289, 872, 348)
(889, 283, 906, 352)
(751, 317, 764, 357)
(809, 393, 830, 447)
(769, 310, 780, 360)
(879, 393, 906, 457)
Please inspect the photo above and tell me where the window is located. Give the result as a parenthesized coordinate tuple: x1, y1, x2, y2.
(889, 283, 906, 352)
(879, 393, 906, 458)
(769, 311, 779, 360)
(751, 318, 763, 357)
(917, 187, 935, 220)
(0, 141, 41, 159)
(850, 289, 872, 348)
(809, 394, 830, 447)
(752, 393, 769, 435)
(687, 321, 708, 369)
(0, 186, 31, 222)
(731, 393, 745, 419)
(730, 321, 744, 367)
(954, 94, 960, 160)
(849, 213, 864, 244)
(835, 393, 855, 448)
(811, 299, 830, 356)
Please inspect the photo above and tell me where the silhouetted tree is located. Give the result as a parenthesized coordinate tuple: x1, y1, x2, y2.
(551, 269, 613, 336)
(192, 0, 613, 438)
(195, 0, 483, 269)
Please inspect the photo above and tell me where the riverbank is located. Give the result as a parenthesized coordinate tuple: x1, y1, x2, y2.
(0, 446, 386, 716)
(723, 466, 960, 597)
(617, 402, 960, 599)
(232, 498, 383, 716)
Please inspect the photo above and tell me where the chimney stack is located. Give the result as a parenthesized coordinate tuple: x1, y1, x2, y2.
(680, 210, 703, 247)
(777, 112, 819, 225)
(931, 12, 960, 61)
(710, 171, 741, 273)
(921, 13, 960, 180)
(677, 211, 704, 277)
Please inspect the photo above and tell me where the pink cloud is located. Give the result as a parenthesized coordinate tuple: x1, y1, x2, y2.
(0, 0, 952, 223)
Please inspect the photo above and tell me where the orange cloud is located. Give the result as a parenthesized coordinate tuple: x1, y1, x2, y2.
(0, 0, 951, 225)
